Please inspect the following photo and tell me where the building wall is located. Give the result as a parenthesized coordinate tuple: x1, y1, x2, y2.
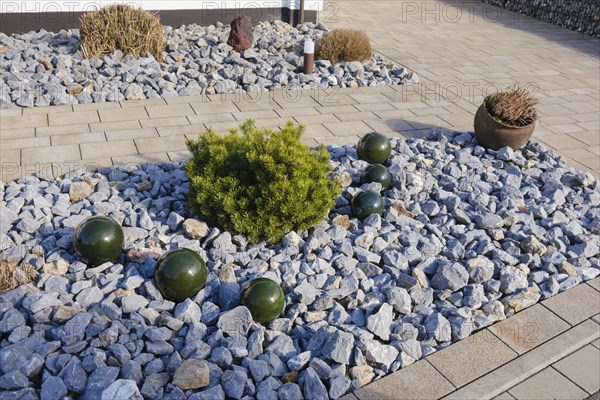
(480, 0, 599, 37)
(0, 1, 322, 34)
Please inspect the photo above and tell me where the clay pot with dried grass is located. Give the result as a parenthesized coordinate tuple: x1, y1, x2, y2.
(474, 87, 538, 151)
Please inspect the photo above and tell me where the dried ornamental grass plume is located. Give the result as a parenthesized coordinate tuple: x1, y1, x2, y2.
(0, 260, 37, 293)
(485, 87, 538, 127)
(80, 4, 165, 61)
(185, 120, 342, 243)
(316, 28, 373, 65)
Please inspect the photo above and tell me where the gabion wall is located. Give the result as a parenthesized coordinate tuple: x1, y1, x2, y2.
(481, 0, 599, 37)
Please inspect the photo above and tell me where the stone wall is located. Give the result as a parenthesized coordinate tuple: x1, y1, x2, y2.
(481, 0, 599, 37)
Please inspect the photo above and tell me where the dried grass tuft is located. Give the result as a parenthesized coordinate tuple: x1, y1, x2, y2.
(0, 260, 37, 293)
(485, 86, 538, 127)
(80, 4, 165, 61)
(316, 28, 372, 65)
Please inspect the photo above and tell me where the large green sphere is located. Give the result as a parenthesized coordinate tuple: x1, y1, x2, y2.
(351, 190, 384, 219)
(362, 164, 392, 190)
(154, 248, 208, 302)
(356, 132, 391, 164)
(74, 216, 124, 266)
(240, 278, 285, 323)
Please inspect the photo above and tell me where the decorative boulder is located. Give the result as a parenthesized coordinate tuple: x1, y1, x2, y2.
(227, 16, 254, 52)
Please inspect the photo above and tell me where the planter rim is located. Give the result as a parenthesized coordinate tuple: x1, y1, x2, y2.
(482, 95, 536, 130)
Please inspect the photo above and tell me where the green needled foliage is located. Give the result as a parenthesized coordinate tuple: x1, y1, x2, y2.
(185, 120, 341, 244)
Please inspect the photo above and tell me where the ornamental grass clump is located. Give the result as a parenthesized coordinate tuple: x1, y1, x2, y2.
(0, 260, 37, 293)
(316, 28, 372, 65)
(485, 87, 538, 127)
(185, 120, 341, 244)
(80, 4, 165, 60)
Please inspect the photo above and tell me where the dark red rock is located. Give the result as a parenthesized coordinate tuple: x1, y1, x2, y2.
(227, 16, 254, 52)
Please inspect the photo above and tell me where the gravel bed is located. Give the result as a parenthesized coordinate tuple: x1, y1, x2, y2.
(0, 21, 418, 108)
(1, 129, 599, 399)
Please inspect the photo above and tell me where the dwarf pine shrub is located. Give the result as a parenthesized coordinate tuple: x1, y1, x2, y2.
(185, 120, 341, 243)
(80, 4, 165, 60)
(316, 28, 372, 65)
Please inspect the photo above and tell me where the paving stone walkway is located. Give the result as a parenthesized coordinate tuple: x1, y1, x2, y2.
(0, 0, 599, 398)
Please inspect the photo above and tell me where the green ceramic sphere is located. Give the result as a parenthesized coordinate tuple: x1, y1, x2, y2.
(240, 278, 285, 323)
(356, 132, 391, 164)
(154, 248, 208, 302)
(74, 216, 124, 266)
(351, 190, 384, 219)
(362, 164, 392, 190)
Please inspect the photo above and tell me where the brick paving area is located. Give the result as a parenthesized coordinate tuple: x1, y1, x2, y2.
(0, 0, 599, 398)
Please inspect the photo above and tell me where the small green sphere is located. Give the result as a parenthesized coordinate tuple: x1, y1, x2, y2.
(362, 164, 392, 190)
(351, 190, 384, 219)
(357, 132, 391, 164)
(154, 248, 208, 302)
(74, 216, 124, 266)
(240, 278, 285, 323)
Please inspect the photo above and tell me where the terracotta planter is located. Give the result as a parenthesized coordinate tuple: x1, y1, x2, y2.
(473, 103, 535, 151)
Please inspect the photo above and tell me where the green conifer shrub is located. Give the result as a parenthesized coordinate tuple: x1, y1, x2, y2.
(185, 120, 341, 243)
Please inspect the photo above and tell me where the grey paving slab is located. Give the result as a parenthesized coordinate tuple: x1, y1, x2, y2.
(507, 367, 588, 400)
(489, 304, 570, 354)
(0, 127, 35, 140)
(51, 132, 106, 146)
(443, 320, 600, 400)
(37, 123, 90, 137)
(323, 121, 373, 137)
(587, 278, 600, 292)
(553, 345, 600, 394)
(542, 284, 600, 326)
(592, 338, 600, 350)
(428, 329, 518, 388)
(492, 392, 516, 400)
(105, 128, 159, 141)
(80, 139, 138, 160)
(98, 107, 148, 122)
(22, 144, 80, 164)
(355, 360, 455, 400)
(339, 394, 359, 400)
(48, 110, 99, 126)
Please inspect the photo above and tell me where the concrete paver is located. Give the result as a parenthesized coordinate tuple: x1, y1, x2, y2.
(444, 320, 600, 400)
(48, 110, 99, 126)
(507, 367, 588, 400)
(80, 140, 138, 159)
(51, 132, 106, 146)
(492, 392, 516, 400)
(21, 144, 80, 164)
(37, 123, 90, 136)
(98, 107, 148, 122)
(489, 304, 570, 354)
(542, 284, 600, 326)
(553, 345, 600, 394)
(428, 329, 518, 388)
(354, 360, 455, 400)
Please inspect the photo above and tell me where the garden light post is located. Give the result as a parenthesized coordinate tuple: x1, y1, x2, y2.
(303, 39, 314, 74)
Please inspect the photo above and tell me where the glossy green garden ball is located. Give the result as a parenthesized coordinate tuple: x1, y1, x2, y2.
(74, 216, 124, 266)
(154, 248, 208, 302)
(351, 190, 384, 219)
(240, 278, 285, 323)
(356, 132, 391, 164)
(362, 164, 392, 190)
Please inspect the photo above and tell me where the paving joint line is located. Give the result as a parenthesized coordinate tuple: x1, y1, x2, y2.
(550, 364, 593, 396)
(540, 302, 575, 327)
